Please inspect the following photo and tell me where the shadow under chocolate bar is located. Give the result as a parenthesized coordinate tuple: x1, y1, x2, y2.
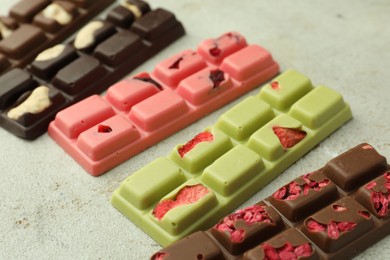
(0, 0, 185, 139)
(0, 0, 115, 75)
(152, 143, 390, 260)
(111, 69, 352, 246)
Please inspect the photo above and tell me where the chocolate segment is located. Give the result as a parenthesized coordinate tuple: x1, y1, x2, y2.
(0, 1, 185, 139)
(110, 69, 352, 245)
(152, 143, 390, 259)
(323, 143, 388, 191)
(0, 0, 115, 75)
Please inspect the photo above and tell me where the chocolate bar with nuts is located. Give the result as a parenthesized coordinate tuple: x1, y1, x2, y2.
(0, 0, 115, 75)
(0, 0, 185, 139)
(151, 143, 390, 259)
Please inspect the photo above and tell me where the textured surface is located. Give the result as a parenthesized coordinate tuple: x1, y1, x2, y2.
(0, 0, 389, 259)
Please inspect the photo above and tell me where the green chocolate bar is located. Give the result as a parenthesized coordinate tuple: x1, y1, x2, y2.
(111, 69, 352, 246)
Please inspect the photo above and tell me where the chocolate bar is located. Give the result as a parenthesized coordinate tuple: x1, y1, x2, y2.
(0, 0, 185, 139)
(0, 0, 115, 75)
(111, 69, 352, 246)
(151, 143, 390, 259)
(48, 32, 279, 175)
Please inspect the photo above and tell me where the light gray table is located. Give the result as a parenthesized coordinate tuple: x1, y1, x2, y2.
(1, 0, 389, 259)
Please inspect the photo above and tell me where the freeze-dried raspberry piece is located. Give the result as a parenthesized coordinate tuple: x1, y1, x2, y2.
(151, 252, 166, 260)
(97, 124, 112, 133)
(306, 219, 356, 239)
(273, 173, 330, 200)
(358, 210, 371, 219)
(178, 132, 214, 158)
(332, 205, 347, 211)
(153, 185, 210, 220)
(209, 69, 225, 88)
(272, 126, 306, 149)
(306, 219, 326, 232)
(134, 73, 163, 90)
(270, 81, 280, 90)
(209, 46, 221, 57)
(168, 57, 183, 69)
(262, 242, 312, 260)
(367, 172, 390, 217)
(215, 205, 272, 242)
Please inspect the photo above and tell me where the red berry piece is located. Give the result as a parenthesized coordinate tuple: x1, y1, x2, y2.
(272, 173, 330, 200)
(270, 81, 280, 90)
(209, 46, 221, 57)
(134, 73, 163, 90)
(366, 172, 390, 217)
(151, 252, 166, 260)
(97, 124, 112, 133)
(168, 57, 184, 69)
(153, 184, 210, 220)
(215, 205, 272, 242)
(272, 126, 307, 149)
(209, 69, 225, 88)
(178, 132, 213, 158)
(306, 218, 356, 239)
(262, 242, 312, 259)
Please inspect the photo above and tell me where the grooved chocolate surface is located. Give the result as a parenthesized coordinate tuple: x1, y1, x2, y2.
(0, 1, 185, 139)
(151, 143, 390, 260)
(0, 0, 115, 75)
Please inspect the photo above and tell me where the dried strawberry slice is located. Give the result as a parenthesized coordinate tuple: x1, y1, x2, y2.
(153, 185, 209, 220)
(306, 219, 326, 232)
(272, 126, 306, 149)
(178, 132, 213, 158)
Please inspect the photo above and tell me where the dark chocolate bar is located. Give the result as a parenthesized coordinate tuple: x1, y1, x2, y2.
(0, 0, 115, 75)
(0, 1, 185, 139)
(151, 143, 390, 259)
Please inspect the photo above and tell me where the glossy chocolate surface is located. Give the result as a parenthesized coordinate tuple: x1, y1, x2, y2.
(0, 1, 185, 139)
(152, 143, 390, 260)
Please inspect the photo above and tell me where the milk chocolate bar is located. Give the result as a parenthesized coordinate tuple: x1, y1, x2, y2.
(112, 69, 352, 246)
(0, 1, 185, 139)
(151, 143, 390, 259)
(0, 0, 115, 75)
(48, 32, 279, 175)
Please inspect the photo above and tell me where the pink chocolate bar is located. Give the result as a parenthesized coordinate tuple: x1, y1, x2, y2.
(48, 32, 279, 176)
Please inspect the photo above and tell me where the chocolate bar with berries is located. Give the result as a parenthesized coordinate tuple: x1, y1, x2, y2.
(151, 143, 390, 259)
(0, 0, 185, 139)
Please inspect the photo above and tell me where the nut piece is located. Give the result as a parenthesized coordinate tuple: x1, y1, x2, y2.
(7, 86, 52, 120)
(121, 2, 142, 19)
(0, 21, 13, 39)
(74, 21, 103, 49)
(35, 44, 66, 61)
(43, 3, 73, 25)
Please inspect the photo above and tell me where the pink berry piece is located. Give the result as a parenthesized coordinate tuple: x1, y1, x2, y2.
(151, 252, 166, 260)
(268, 171, 338, 222)
(270, 81, 280, 90)
(356, 171, 390, 219)
(302, 197, 374, 253)
(153, 184, 210, 220)
(178, 132, 213, 158)
(272, 126, 306, 149)
(211, 203, 284, 255)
